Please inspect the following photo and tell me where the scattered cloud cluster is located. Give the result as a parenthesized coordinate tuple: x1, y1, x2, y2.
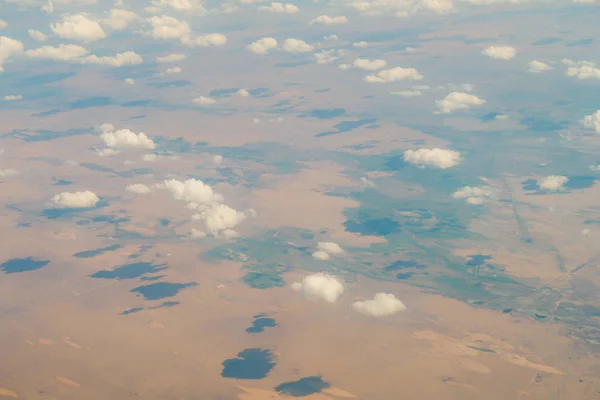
(452, 186, 491, 204)
(258, 2, 299, 13)
(364, 67, 423, 82)
(352, 293, 406, 317)
(564, 59, 600, 80)
(312, 241, 344, 260)
(538, 175, 568, 191)
(0, 36, 24, 72)
(310, 15, 348, 25)
(582, 110, 600, 133)
(404, 148, 461, 169)
(52, 190, 100, 208)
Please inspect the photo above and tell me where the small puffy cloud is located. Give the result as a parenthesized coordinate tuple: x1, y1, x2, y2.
(126, 183, 152, 194)
(52, 190, 99, 208)
(193, 96, 216, 105)
(192, 203, 247, 236)
(282, 38, 314, 53)
(156, 53, 186, 63)
(124, 78, 135, 84)
(311, 251, 330, 260)
(352, 293, 406, 317)
(291, 273, 344, 302)
(83, 51, 143, 67)
(147, 15, 191, 39)
(404, 148, 461, 169)
(235, 89, 249, 97)
(353, 58, 386, 70)
(247, 37, 277, 54)
(4, 95, 22, 101)
(310, 15, 348, 25)
(190, 228, 206, 239)
(360, 177, 376, 188)
(483, 46, 516, 60)
(314, 49, 344, 64)
(539, 175, 568, 191)
(25, 44, 88, 61)
(452, 186, 490, 204)
(153, 0, 207, 11)
(0, 20, 7, 29)
(324, 34, 338, 41)
(51, 14, 107, 42)
(142, 154, 158, 162)
(583, 110, 600, 133)
(213, 155, 224, 164)
(317, 241, 344, 254)
(98, 124, 156, 150)
(101, 9, 138, 30)
(28, 29, 48, 42)
(353, 41, 369, 47)
(0, 36, 24, 72)
(0, 169, 18, 178)
(165, 66, 182, 74)
(436, 92, 485, 113)
(391, 90, 422, 97)
(258, 2, 299, 12)
(563, 59, 600, 80)
(160, 178, 223, 206)
(180, 33, 227, 47)
(528, 60, 553, 73)
(365, 67, 423, 82)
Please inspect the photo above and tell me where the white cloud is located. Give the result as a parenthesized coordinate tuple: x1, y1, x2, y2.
(310, 15, 348, 25)
(353, 58, 387, 70)
(165, 66, 182, 74)
(563, 59, 600, 80)
(528, 60, 553, 73)
(192, 203, 247, 236)
(391, 90, 422, 97)
(235, 89, 249, 97)
(180, 33, 227, 47)
(153, 0, 207, 11)
(404, 148, 461, 169)
(324, 34, 338, 41)
(124, 78, 135, 84)
(352, 293, 406, 317)
(364, 67, 423, 82)
(360, 176, 377, 188)
(83, 51, 143, 66)
(291, 273, 344, 302)
(452, 186, 491, 204)
(314, 49, 344, 64)
(52, 190, 99, 208)
(51, 14, 106, 42)
(28, 29, 48, 42)
(147, 15, 191, 39)
(247, 37, 278, 54)
(317, 241, 344, 254)
(156, 53, 186, 63)
(193, 96, 216, 105)
(436, 92, 485, 113)
(142, 154, 158, 162)
(258, 2, 299, 12)
(126, 183, 152, 194)
(0, 169, 18, 178)
(311, 251, 330, 260)
(0, 36, 24, 72)
(538, 175, 568, 191)
(0, 20, 7, 29)
(101, 9, 138, 30)
(583, 110, 600, 133)
(347, 0, 451, 17)
(282, 38, 314, 53)
(98, 124, 156, 150)
(4, 95, 22, 101)
(213, 155, 223, 164)
(160, 178, 223, 206)
(25, 44, 88, 61)
(352, 41, 369, 47)
(483, 46, 516, 60)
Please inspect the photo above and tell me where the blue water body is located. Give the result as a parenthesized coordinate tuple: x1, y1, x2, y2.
(275, 376, 331, 397)
(221, 348, 276, 379)
(130, 282, 197, 300)
(148, 80, 191, 89)
(53, 179, 72, 186)
(91, 262, 166, 280)
(309, 108, 346, 119)
(316, 119, 377, 137)
(1, 257, 50, 274)
(565, 38, 592, 47)
(345, 217, 399, 236)
(70, 96, 111, 109)
(532, 37, 561, 46)
(246, 316, 277, 333)
(121, 307, 144, 315)
(73, 244, 122, 259)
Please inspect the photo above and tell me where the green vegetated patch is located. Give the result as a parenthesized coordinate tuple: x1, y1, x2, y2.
(242, 271, 286, 289)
